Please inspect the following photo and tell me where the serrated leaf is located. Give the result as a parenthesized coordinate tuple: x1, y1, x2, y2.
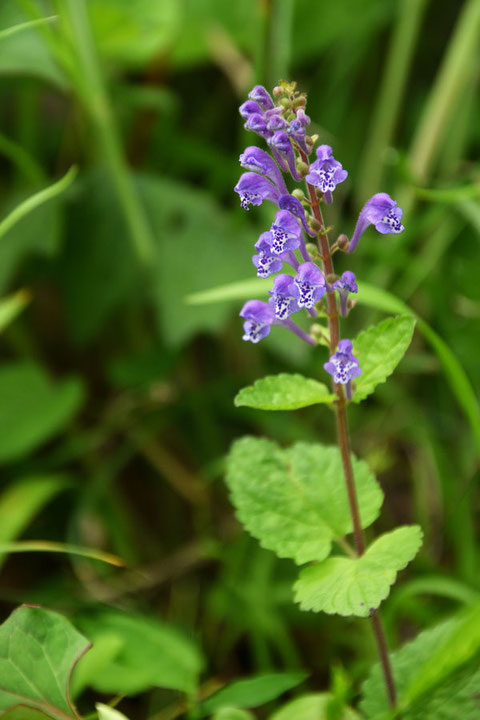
(269, 693, 361, 720)
(235, 374, 335, 410)
(75, 610, 204, 696)
(361, 607, 480, 718)
(199, 673, 308, 716)
(352, 315, 415, 402)
(225, 438, 383, 564)
(0, 605, 90, 720)
(294, 526, 423, 617)
(0, 362, 85, 462)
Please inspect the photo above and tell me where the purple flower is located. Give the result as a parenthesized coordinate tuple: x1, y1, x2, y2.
(333, 271, 358, 317)
(266, 210, 302, 255)
(305, 145, 348, 203)
(348, 193, 404, 253)
(252, 232, 284, 278)
(248, 85, 275, 110)
(294, 262, 326, 308)
(240, 300, 275, 343)
(324, 339, 362, 398)
(234, 172, 281, 210)
(279, 195, 315, 238)
(245, 113, 273, 140)
(287, 108, 310, 152)
(269, 274, 300, 320)
(239, 100, 264, 120)
(268, 130, 302, 180)
(239, 146, 287, 194)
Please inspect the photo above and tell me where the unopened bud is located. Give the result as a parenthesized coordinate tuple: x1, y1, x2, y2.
(309, 217, 322, 232)
(326, 273, 338, 285)
(296, 160, 309, 176)
(292, 188, 305, 201)
(293, 95, 307, 108)
(272, 86, 283, 97)
(337, 233, 349, 249)
(305, 243, 319, 257)
(279, 98, 290, 109)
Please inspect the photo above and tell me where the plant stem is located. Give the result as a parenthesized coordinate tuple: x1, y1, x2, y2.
(302, 164, 398, 709)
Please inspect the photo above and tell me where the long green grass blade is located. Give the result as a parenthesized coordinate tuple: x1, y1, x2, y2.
(0, 166, 77, 240)
(0, 15, 57, 42)
(0, 540, 124, 566)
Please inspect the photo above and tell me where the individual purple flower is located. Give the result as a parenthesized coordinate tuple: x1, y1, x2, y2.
(245, 113, 273, 140)
(248, 85, 275, 110)
(268, 274, 300, 320)
(239, 100, 264, 120)
(279, 195, 315, 239)
(239, 146, 287, 194)
(234, 172, 281, 210)
(239, 300, 275, 343)
(348, 193, 404, 253)
(333, 271, 358, 317)
(287, 108, 310, 152)
(305, 145, 348, 203)
(324, 339, 362, 399)
(266, 114, 287, 132)
(266, 210, 302, 255)
(252, 232, 298, 278)
(294, 262, 326, 308)
(268, 130, 302, 180)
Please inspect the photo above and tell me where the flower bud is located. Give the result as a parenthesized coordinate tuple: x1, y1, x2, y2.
(337, 233, 349, 249)
(296, 160, 309, 176)
(292, 188, 306, 201)
(326, 273, 338, 284)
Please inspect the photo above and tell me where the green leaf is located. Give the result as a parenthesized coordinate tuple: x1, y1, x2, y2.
(0, 474, 71, 568)
(361, 603, 480, 718)
(225, 437, 383, 564)
(0, 289, 31, 333)
(234, 374, 335, 410)
(294, 526, 423, 617)
(96, 704, 130, 720)
(0, 605, 90, 720)
(185, 278, 271, 305)
(269, 693, 361, 720)
(352, 315, 415, 403)
(199, 673, 308, 716)
(211, 710, 255, 720)
(0, 362, 85, 462)
(75, 610, 204, 696)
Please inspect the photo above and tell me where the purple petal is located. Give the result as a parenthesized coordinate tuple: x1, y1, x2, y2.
(248, 85, 274, 110)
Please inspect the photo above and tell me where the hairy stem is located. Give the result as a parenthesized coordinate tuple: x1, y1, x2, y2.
(302, 165, 398, 709)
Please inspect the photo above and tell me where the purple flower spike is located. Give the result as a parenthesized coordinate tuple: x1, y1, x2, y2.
(239, 100, 264, 120)
(348, 193, 404, 253)
(234, 172, 281, 210)
(279, 195, 316, 237)
(239, 146, 287, 194)
(252, 232, 284, 278)
(306, 144, 348, 203)
(248, 85, 274, 110)
(245, 113, 273, 140)
(240, 300, 275, 343)
(268, 131, 302, 181)
(324, 339, 362, 395)
(266, 210, 302, 255)
(294, 262, 326, 308)
(268, 274, 300, 320)
(333, 271, 358, 317)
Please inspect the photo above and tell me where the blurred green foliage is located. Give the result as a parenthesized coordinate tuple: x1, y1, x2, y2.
(0, 0, 479, 717)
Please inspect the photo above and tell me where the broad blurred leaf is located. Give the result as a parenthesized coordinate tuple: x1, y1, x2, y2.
(199, 673, 307, 716)
(352, 316, 415, 403)
(225, 437, 383, 564)
(75, 610, 204, 696)
(361, 605, 480, 718)
(211, 710, 255, 720)
(269, 693, 361, 720)
(294, 526, 423, 617)
(0, 605, 90, 719)
(234, 374, 335, 410)
(0, 474, 71, 568)
(0, 4, 66, 87)
(89, 0, 182, 68)
(140, 175, 254, 346)
(0, 362, 84, 462)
